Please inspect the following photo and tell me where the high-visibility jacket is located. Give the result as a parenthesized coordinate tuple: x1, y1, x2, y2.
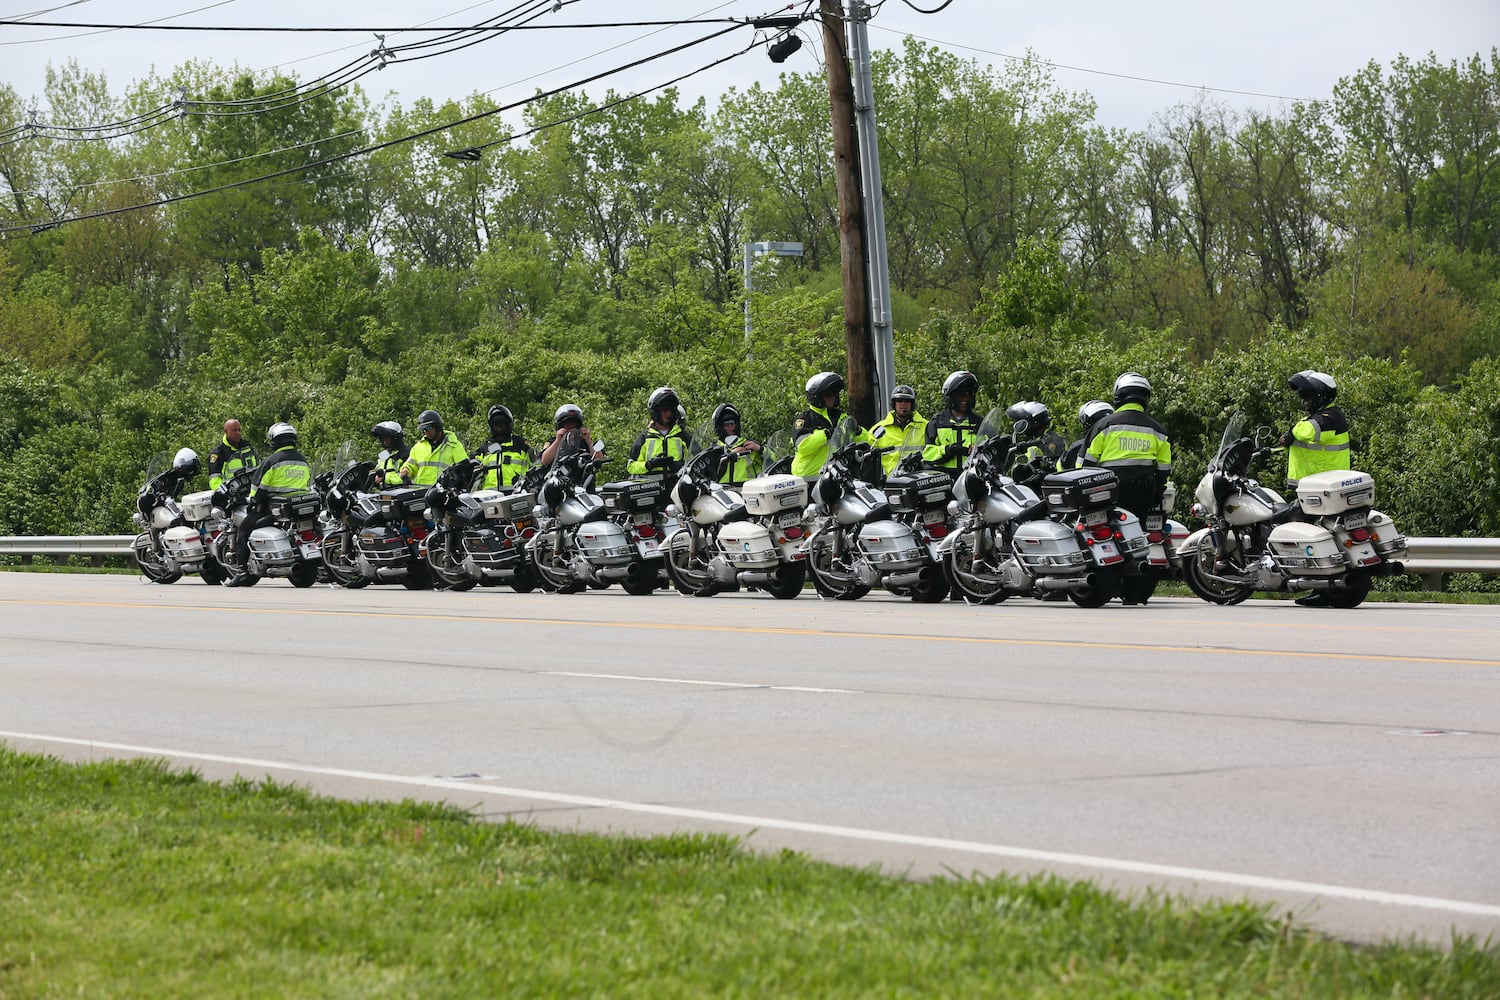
(401, 431, 468, 487)
(922, 409, 982, 477)
(870, 410, 928, 476)
(1285, 406, 1350, 487)
(480, 435, 532, 490)
(207, 436, 258, 489)
(1083, 402, 1172, 513)
(717, 437, 761, 487)
(376, 446, 408, 486)
(791, 406, 871, 479)
(249, 446, 312, 501)
(627, 425, 691, 479)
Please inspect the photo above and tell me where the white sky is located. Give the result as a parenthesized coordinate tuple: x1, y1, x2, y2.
(2, 1, 1495, 132)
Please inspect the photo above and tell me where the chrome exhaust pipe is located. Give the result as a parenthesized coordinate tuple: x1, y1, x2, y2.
(1033, 572, 1099, 592)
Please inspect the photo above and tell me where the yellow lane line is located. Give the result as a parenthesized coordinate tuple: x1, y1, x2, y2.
(5, 598, 1500, 668)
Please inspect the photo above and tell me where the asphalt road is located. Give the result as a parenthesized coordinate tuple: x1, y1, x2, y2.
(3, 572, 1498, 946)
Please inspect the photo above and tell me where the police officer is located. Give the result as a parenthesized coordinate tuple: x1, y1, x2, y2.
(922, 371, 982, 480)
(791, 371, 867, 479)
(1083, 373, 1172, 605)
(537, 404, 603, 468)
(870, 384, 927, 477)
(399, 410, 468, 487)
(207, 418, 258, 489)
(627, 387, 692, 480)
(370, 420, 408, 486)
(1059, 400, 1114, 471)
(1281, 370, 1350, 489)
(225, 422, 312, 586)
(478, 405, 532, 490)
(712, 403, 761, 487)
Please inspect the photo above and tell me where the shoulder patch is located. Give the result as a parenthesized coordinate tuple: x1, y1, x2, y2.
(793, 418, 805, 432)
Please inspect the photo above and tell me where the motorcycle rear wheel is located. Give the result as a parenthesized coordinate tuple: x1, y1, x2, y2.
(907, 565, 950, 604)
(664, 533, 720, 597)
(198, 559, 226, 586)
(944, 533, 1007, 605)
(320, 535, 370, 589)
(758, 561, 806, 600)
(508, 567, 538, 593)
(807, 537, 871, 601)
(1066, 573, 1118, 608)
(1182, 548, 1254, 606)
(1326, 571, 1372, 609)
(619, 568, 658, 596)
(288, 560, 319, 589)
(401, 562, 433, 591)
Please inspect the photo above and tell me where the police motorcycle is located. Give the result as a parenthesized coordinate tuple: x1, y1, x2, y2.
(315, 446, 434, 590)
(131, 448, 228, 585)
(1142, 480, 1188, 581)
(938, 407, 1130, 607)
(801, 419, 931, 601)
(660, 440, 808, 599)
(424, 456, 540, 593)
(1178, 413, 1408, 608)
(527, 430, 653, 595)
(882, 444, 955, 603)
(210, 467, 322, 588)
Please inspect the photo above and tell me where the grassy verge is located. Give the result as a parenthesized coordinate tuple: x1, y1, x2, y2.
(2, 749, 1495, 997)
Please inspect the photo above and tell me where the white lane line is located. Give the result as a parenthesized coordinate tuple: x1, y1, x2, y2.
(5, 730, 1497, 921)
(544, 670, 858, 695)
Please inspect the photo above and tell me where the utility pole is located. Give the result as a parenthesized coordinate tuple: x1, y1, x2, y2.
(819, 0, 878, 427)
(847, 1, 896, 415)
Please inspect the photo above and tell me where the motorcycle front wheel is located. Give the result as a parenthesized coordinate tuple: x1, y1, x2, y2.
(529, 533, 584, 594)
(198, 559, 226, 586)
(907, 563, 950, 604)
(663, 532, 720, 597)
(944, 531, 1007, 605)
(132, 535, 181, 585)
(1182, 547, 1254, 606)
(320, 535, 370, 589)
(807, 536, 871, 601)
(427, 533, 478, 592)
(400, 561, 433, 591)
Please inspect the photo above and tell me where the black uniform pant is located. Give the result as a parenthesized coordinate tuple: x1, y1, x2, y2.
(234, 503, 274, 571)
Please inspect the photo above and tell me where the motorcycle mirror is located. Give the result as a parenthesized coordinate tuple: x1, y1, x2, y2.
(591, 439, 606, 456)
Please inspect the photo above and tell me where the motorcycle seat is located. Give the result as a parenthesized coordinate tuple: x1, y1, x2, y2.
(1269, 503, 1300, 525)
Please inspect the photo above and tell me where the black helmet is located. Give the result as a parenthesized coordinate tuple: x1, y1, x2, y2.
(1004, 401, 1049, 436)
(712, 402, 741, 437)
(1288, 370, 1337, 412)
(1078, 400, 1113, 433)
(1112, 372, 1152, 406)
(267, 421, 298, 449)
(805, 371, 845, 407)
(487, 405, 514, 431)
(372, 420, 403, 443)
(417, 409, 443, 435)
(172, 447, 201, 478)
(554, 403, 584, 429)
(942, 370, 979, 410)
(890, 384, 916, 408)
(648, 387, 680, 421)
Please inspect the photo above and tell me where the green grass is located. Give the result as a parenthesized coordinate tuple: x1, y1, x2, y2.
(2, 749, 1496, 997)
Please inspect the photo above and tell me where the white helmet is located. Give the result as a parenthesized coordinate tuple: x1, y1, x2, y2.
(1112, 372, 1152, 406)
(172, 448, 201, 475)
(554, 404, 584, 429)
(267, 422, 298, 448)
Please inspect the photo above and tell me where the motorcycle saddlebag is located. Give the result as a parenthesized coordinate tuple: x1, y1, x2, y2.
(179, 490, 216, 521)
(599, 479, 665, 513)
(379, 488, 430, 519)
(162, 525, 205, 562)
(716, 522, 780, 569)
(884, 471, 952, 513)
(1295, 471, 1375, 515)
(248, 526, 294, 562)
(1266, 522, 1344, 575)
(472, 489, 536, 520)
(1013, 520, 1088, 575)
(741, 474, 809, 515)
(1039, 468, 1118, 515)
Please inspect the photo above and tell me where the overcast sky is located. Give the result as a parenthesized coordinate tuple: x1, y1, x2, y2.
(2, 1, 1495, 132)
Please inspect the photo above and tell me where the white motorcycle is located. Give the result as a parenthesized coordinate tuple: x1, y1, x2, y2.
(1178, 413, 1408, 608)
(661, 443, 808, 599)
(528, 431, 652, 595)
(131, 449, 228, 585)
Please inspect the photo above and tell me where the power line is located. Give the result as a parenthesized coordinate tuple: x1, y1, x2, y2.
(0, 17, 746, 32)
(0, 21, 759, 234)
(0, 0, 236, 46)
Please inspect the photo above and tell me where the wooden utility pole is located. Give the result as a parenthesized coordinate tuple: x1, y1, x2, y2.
(819, 0, 877, 427)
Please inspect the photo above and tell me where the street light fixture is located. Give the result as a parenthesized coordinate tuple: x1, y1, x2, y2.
(743, 240, 804, 358)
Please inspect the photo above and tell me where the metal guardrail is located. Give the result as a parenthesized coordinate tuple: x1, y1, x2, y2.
(0, 535, 1497, 588)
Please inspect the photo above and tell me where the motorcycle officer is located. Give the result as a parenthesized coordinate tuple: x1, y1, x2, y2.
(145, 448, 202, 501)
(922, 370, 983, 480)
(224, 422, 312, 587)
(712, 403, 761, 487)
(792, 371, 868, 479)
(479, 405, 533, 490)
(399, 410, 468, 487)
(1281, 370, 1350, 490)
(207, 419, 258, 490)
(627, 387, 692, 481)
(370, 420, 408, 486)
(537, 404, 604, 468)
(1059, 400, 1114, 471)
(870, 384, 927, 477)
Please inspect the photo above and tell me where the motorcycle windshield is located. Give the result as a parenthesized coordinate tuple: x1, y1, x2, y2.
(1213, 413, 1249, 472)
(974, 407, 1008, 446)
(760, 430, 792, 472)
(825, 414, 863, 455)
(143, 450, 172, 482)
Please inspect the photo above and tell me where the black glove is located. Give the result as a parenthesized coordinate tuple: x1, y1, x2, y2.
(946, 442, 968, 460)
(647, 455, 672, 472)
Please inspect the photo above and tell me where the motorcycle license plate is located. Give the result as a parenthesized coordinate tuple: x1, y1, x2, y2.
(1144, 515, 1164, 531)
(1084, 510, 1108, 527)
(299, 542, 321, 560)
(1343, 512, 1367, 528)
(637, 539, 660, 559)
(779, 511, 801, 527)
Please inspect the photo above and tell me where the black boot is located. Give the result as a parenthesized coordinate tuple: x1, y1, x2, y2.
(1294, 592, 1330, 607)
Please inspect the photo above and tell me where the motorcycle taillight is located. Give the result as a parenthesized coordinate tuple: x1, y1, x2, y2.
(783, 526, 804, 540)
(927, 523, 948, 539)
(636, 524, 657, 539)
(1349, 527, 1371, 542)
(299, 529, 317, 542)
(1090, 523, 1113, 541)
(1147, 531, 1164, 543)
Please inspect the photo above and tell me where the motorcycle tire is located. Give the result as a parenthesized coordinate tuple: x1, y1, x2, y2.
(320, 536, 371, 589)
(663, 532, 721, 597)
(198, 560, 226, 586)
(288, 561, 319, 589)
(427, 534, 478, 592)
(401, 563, 434, 591)
(1326, 571, 1372, 609)
(133, 536, 182, 584)
(1182, 549, 1254, 606)
(807, 537, 871, 601)
(758, 561, 806, 600)
(508, 568, 538, 594)
(620, 571, 658, 596)
(1118, 573, 1158, 606)
(943, 535, 1007, 605)
(1068, 569, 1120, 609)
(907, 566, 950, 604)
(529, 534, 585, 594)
